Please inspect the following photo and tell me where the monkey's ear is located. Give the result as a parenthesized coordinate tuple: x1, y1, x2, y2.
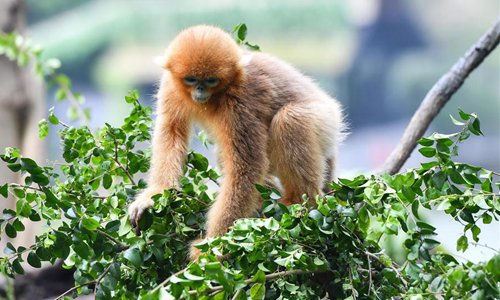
(239, 54, 253, 67)
(153, 56, 168, 69)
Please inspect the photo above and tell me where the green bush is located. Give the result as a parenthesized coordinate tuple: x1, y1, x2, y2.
(0, 30, 498, 300)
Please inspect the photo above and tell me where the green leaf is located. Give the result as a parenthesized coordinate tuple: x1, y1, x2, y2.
(447, 168, 465, 184)
(459, 210, 474, 224)
(103, 174, 112, 189)
(418, 138, 434, 146)
(189, 152, 209, 171)
(233, 23, 248, 42)
(357, 205, 369, 231)
(20, 158, 39, 174)
(5, 223, 17, 238)
(16, 198, 31, 217)
(449, 114, 464, 126)
(123, 248, 142, 268)
(436, 199, 451, 211)
(7, 163, 22, 172)
(416, 221, 436, 233)
(38, 119, 49, 139)
(118, 215, 133, 236)
(308, 210, 323, 222)
(42, 187, 59, 207)
(249, 283, 265, 300)
(12, 258, 24, 275)
(418, 147, 436, 158)
(48, 107, 59, 124)
(252, 270, 266, 283)
(12, 218, 25, 232)
(0, 184, 7, 198)
(74, 241, 92, 259)
(471, 225, 481, 242)
(183, 271, 205, 281)
(431, 171, 447, 190)
(105, 220, 121, 232)
(13, 188, 25, 198)
(27, 252, 42, 268)
(463, 173, 481, 185)
(314, 257, 326, 267)
(482, 213, 492, 224)
(457, 235, 468, 252)
(468, 118, 483, 136)
(422, 239, 440, 250)
(458, 109, 471, 120)
(80, 217, 100, 231)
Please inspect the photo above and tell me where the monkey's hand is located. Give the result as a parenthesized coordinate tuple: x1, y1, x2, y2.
(128, 188, 160, 235)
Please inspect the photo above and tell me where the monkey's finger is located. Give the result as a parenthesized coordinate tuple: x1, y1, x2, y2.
(134, 209, 145, 236)
(134, 223, 141, 236)
(129, 209, 137, 228)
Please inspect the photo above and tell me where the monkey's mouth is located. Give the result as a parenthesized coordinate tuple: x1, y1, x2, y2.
(192, 91, 210, 103)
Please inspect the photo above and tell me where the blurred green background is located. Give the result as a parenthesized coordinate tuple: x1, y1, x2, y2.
(26, 0, 499, 170)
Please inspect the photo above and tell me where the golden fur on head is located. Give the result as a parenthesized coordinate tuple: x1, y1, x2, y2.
(164, 25, 243, 94)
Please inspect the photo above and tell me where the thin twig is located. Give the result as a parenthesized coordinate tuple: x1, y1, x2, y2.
(367, 254, 373, 297)
(382, 18, 500, 174)
(96, 229, 128, 250)
(58, 120, 70, 128)
(365, 251, 407, 288)
(8, 183, 43, 192)
(150, 268, 187, 294)
(231, 289, 243, 300)
(54, 282, 90, 300)
(55, 259, 114, 300)
(112, 156, 136, 185)
(470, 242, 500, 253)
(94, 258, 115, 294)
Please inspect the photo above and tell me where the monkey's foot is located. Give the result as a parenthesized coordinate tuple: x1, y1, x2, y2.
(189, 238, 205, 261)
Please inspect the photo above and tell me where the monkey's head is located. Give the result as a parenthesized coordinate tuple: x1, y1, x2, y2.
(162, 25, 244, 104)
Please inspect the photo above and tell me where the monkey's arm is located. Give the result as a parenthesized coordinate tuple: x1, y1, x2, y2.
(128, 106, 190, 230)
(204, 110, 268, 238)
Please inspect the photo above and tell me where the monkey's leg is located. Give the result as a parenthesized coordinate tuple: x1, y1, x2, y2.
(190, 154, 266, 260)
(269, 105, 325, 206)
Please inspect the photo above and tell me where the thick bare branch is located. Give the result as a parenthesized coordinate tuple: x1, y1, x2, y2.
(382, 18, 500, 175)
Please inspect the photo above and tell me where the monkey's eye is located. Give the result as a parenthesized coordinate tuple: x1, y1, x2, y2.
(183, 76, 197, 86)
(205, 77, 219, 87)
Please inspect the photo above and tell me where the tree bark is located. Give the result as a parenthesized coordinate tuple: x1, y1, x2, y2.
(382, 18, 500, 175)
(0, 0, 45, 247)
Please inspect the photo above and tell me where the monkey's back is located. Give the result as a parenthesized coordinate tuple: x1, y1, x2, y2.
(244, 52, 340, 112)
(243, 51, 346, 155)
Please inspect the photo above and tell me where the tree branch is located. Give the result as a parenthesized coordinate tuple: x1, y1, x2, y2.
(382, 18, 500, 175)
(185, 269, 309, 298)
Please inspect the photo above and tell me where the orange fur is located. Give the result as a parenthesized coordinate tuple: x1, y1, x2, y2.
(128, 25, 345, 260)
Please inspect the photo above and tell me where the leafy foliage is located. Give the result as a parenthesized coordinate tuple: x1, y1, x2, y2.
(0, 30, 499, 299)
(0, 92, 497, 299)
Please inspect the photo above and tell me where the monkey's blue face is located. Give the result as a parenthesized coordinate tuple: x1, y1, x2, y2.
(184, 76, 220, 103)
